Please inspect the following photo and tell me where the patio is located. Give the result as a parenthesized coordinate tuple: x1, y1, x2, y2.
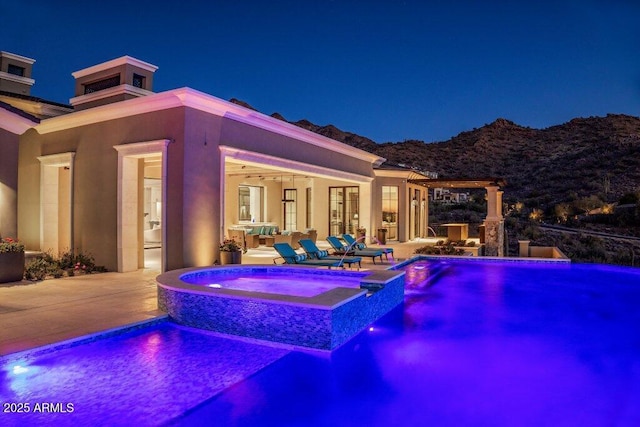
(1, 239, 442, 357)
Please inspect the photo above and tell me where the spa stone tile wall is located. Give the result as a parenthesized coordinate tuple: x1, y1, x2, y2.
(158, 275, 404, 350)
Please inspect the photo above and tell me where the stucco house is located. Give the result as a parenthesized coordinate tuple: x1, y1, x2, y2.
(3, 52, 471, 273)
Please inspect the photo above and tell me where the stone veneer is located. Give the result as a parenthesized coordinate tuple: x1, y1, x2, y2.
(157, 266, 405, 350)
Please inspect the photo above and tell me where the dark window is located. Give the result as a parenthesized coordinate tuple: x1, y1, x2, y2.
(132, 73, 145, 89)
(84, 75, 120, 94)
(7, 64, 25, 77)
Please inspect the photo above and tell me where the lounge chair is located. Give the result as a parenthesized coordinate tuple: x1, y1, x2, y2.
(273, 243, 343, 269)
(326, 236, 384, 264)
(342, 234, 393, 260)
(299, 238, 362, 269)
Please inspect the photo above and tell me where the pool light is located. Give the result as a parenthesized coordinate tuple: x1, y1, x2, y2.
(12, 365, 29, 375)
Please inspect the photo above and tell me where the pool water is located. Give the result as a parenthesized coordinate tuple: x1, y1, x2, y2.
(177, 260, 640, 426)
(2, 259, 640, 426)
(180, 269, 366, 297)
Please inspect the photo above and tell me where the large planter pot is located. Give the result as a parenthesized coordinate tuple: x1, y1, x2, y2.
(220, 251, 242, 265)
(0, 251, 25, 283)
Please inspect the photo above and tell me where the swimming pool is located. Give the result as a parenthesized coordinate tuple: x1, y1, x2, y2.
(2, 258, 639, 426)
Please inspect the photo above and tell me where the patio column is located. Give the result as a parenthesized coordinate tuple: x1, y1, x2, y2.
(483, 185, 504, 256)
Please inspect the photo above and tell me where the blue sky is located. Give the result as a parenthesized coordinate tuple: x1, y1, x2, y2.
(2, 0, 639, 142)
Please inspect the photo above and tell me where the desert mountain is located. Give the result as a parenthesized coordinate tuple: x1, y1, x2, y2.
(228, 99, 640, 208)
(374, 114, 640, 207)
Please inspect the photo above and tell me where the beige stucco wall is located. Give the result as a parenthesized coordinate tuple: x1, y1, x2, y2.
(0, 128, 19, 239)
(19, 107, 187, 271)
(178, 108, 223, 268)
(17, 95, 385, 272)
(220, 117, 376, 178)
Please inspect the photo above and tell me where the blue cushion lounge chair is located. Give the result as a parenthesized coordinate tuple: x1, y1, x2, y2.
(326, 236, 384, 264)
(273, 243, 343, 269)
(299, 238, 362, 269)
(342, 234, 393, 260)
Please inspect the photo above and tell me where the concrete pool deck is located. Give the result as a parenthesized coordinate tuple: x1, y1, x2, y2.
(0, 269, 163, 356)
(0, 239, 428, 356)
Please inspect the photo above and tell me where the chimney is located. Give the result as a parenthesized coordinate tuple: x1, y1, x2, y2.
(0, 51, 36, 96)
(69, 56, 158, 111)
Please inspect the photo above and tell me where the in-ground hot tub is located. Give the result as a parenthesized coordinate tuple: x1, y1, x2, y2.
(157, 265, 404, 350)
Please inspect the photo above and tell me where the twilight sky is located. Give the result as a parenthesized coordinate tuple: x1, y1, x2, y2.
(2, 0, 639, 143)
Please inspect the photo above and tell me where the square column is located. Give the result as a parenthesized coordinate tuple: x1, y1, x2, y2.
(483, 186, 504, 256)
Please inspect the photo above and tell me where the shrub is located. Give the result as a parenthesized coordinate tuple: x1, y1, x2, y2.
(24, 250, 106, 281)
(415, 243, 465, 256)
(25, 258, 61, 281)
(522, 224, 541, 240)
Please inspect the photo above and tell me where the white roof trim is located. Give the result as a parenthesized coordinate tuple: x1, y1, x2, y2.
(37, 152, 75, 166)
(113, 139, 171, 157)
(72, 55, 158, 79)
(221, 146, 373, 183)
(0, 71, 35, 86)
(69, 84, 153, 106)
(0, 51, 35, 64)
(0, 106, 38, 134)
(374, 169, 434, 180)
(37, 87, 384, 165)
(37, 90, 183, 133)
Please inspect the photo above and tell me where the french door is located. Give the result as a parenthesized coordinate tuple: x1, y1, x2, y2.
(329, 186, 359, 236)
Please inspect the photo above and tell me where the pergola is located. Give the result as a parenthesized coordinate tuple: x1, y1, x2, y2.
(407, 177, 506, 189)
(408, 177, 507, 256)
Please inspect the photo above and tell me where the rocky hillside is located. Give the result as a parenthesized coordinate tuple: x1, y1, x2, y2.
(229, 98, 640, 208)
(373, 115, 640, 207)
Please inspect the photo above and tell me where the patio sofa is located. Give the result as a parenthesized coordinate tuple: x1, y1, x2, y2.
(227, 228, 259, 249)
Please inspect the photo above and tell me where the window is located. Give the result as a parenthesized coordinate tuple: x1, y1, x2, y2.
(283, 189, 297, 231)
(381, 186, 398, 240)
(7, 64, 25, 77)
(411, 188, 421, 239)
(84, 75, 120, 94)
(132, 73, 145, 89)
(238, 186, 263, 222)
(329, 186, 359, 236)
(306, 187, 312, 229)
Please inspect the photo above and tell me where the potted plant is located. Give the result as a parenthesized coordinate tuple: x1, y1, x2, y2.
(0, 237, 25, 283)
(356, 227, 366, 241)
(219, 239, 246, 265)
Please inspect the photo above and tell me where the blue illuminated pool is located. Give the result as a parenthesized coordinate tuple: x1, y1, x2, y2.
(2, 258, 640, 426)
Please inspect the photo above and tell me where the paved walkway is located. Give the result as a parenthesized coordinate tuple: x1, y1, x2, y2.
(0, 269, 162, 356)
(0, 239, 433, 357)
